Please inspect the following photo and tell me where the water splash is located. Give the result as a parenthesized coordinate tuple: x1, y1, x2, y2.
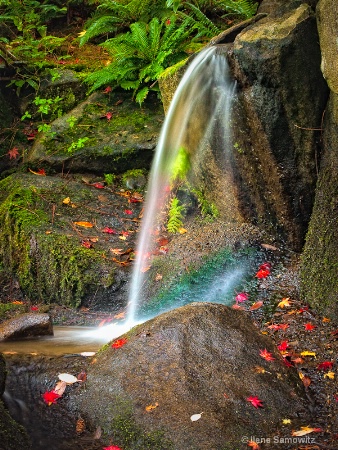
(127, 45, 237, 323)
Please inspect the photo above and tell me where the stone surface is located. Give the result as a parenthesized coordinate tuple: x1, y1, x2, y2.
(0, 313, 53, 341)
(300, 93, 338, 319)
(316, 0, 338, 94)
(230, 4, 328, 250)
(73, 303, 309, 450)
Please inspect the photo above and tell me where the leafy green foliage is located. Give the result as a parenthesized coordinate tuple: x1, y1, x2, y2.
(85, 16, 195, 103)
(191, 188, 219, 219)
(170, 147, 191, 184)
(167, 196, 185, 233)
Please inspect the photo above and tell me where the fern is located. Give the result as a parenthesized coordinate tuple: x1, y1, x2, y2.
(167, 197, 185, 233)
(177, 2, 220, 39)
(191, 188, 219, 219)
(219, 0, 258, 19)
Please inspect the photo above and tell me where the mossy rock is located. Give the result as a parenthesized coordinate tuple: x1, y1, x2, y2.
(27, 90, 164, 175)
(0, 172, 143, 309)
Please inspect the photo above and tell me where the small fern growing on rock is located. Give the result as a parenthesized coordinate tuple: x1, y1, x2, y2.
(167, 197, 185, 233)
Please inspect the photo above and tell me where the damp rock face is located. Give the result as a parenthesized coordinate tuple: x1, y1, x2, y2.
(73, 303, 309, 450)
(0, 313, 53, 341)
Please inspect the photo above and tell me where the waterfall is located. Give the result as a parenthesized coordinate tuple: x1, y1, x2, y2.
(127, 45, 237, 324)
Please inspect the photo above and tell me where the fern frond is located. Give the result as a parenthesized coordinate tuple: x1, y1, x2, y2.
(135, 86, 149, 105)
(167, 197, 185, 233)
(219, 0, 258, 19)
(79, 15, 121, 46)
(184, 2, 220, 38)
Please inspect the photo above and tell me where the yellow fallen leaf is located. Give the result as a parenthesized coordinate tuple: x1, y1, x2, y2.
(278, 298, 292, 308)
(282, 419, 291, 425)
(45, 230, 52, 235)
(292, 426, 322, 436)
(322, 317, 331, 323)
(178, 227, 187, 234)
(324, 371, 335, 379)
(145, 402, 159, 412)
(74, 221, 94, 228)
(119, 235, 127, 240)
(300, 351, 316, 357)
(114, 312, 125, 320)
(78, 30, 86, 37)
(63, 197, 71, 204)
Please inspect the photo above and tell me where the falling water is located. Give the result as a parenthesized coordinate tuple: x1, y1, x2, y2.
(127, 45, 237, 324)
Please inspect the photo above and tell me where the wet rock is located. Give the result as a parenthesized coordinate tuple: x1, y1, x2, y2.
(73, 303, 309, 450)
(231, 4, 329, 250)
(0, 313, 53, 341)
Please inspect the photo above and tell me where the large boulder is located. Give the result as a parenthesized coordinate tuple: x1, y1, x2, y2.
(72, 303, 309, 449)
(0, 313, 53, 341)
(230, 4, 328, 250)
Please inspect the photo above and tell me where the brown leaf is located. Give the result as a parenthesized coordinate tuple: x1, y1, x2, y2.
(76, 418, 85, 434)
(299, 372, 311, 387)
(145, 402, 159, 412)
(77, 370, 87, 383)
(93, 426, 102, 440)
(54, 381, 67, 397)
(250, 301, 263, 310)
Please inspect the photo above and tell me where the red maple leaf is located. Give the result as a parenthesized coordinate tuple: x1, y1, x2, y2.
(277, 341, 289, 351)
(304, 323, 316, 331)
(317, 361, 334, 371)
(247, 396, 264, 408)
(81, 240, 92, 249)
(7, 147, 20, 159)
(103, 446, 122, 450)
(102, 227, 117, 234)
(124, 209, 133, 215)
(255, 269, 270, 279)
(91, 182, 105, 189)
(42, 390, 61, 405)
(106, 111, 113, 121)
(30, 305, 39, 311)
(259, 348, 275, 361)
(259, 262, 271, 271)
(235, 292, 249, 303)
(112, 338, 127, 349)
(267, 323, 289, 331)
(248, 441, 260, 449)
(103, 86, 112, 94)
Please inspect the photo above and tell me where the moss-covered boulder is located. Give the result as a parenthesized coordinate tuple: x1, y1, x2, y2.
(0, 172, 144, 309)
(300, 93, 338, 318)
(27, 90, 163, 175)
(72, 303, 309, 450)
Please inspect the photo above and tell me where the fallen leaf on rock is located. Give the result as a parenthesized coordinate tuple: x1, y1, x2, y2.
(178, 227, 187, 234)
(322, 317, 331, 323)
(124, 209, 133, 215)
(282, 419, 291, 425)
(261, 243, 278, 251)
(42, 390, 61, 406)
(253, 366, 271, 374)
(76, 418, 85, 434)
(11, 300, 24, 305)
(235, 292, 248, 303)
(112, 338, 127, 349)
(103, 446, 122, 450)
(103, 227, 117, 234)
(74, 221, 94, 228)
(80, 351, 96, 357)
(304, 323, 316, 331)
(259, 349, 275, 361)
(255, 269, 270, 279)
(232, 304, 244, 310)
(277, 341, 289, 351)
(7, 147, 20, 159)
(110, 248, 124, 255)
(324, 371, 335, 379)
(247, 396, 263, 408)
(190, 413, 203, 422)
(299, 372, 311, 387)
(278, 298, 292, 308)
(292, 426, 322, 436)
(114, 312, 126, 319)
(93, 426, 102, 439)
(267, 323, 289, 331)
(54, 381, 67, 396)
(29, 168, 46, 176)
(250, 301, 263, 310)
(58, 373, 78, 384)
(248, 441, 260, 449)
(141, 265, 151, 272)
(317, 361, 334, 371)
(300, 351, 316, 357)
(81, 240, 92, 249)
(77, 370, 87, 382)
(145, 402, 159, 412)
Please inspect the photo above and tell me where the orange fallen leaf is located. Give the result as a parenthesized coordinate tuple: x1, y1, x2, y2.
(29, 168, 46, 176)
(248, 441, 260, 449)
(250, 301, 263, 310)
(292, 426, 322, 436)
(278, 298, 292, 308)
(145, 402, 159, 412)
(74, 221, 94, 228)
(299, 372, 311, 387)
(141, 265, 151, 272)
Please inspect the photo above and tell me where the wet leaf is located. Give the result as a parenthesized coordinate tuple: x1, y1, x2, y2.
(250, 301, 263, 310)
(54, 381, 67, 396)
(292, 426, 322, 436)
(93, 426, 102, 439)
(124, 209, 133, 215)
(282, 419, 291, 425)
(190, 413, 203, 421)
(81, 240, 92, 248)
(261, 243, 278, 251)
(91, 182, 105, 189)
(277, 341, 289, 351)
(255, 269, 270, 279)
(111, 338, 127, 349)
(29, 168, 46, 176)
(259, 349, 275, 361)
(105, 111, 113, 121)
(145, 402, 159, 412)
(114, 312, 126, 319)
(248, 441, 260, 449)
(304, 323, 316, 331)
(299, 372, 311, 387)
(103, 86, 112, 93)
(103, 446, 122, 450)
(103, 227, 117, 234)
(7, 147, 20, 159)
(247, 396, 263, 408)
(42, 390, 61, 406)
(235, 292, 248, 303)
(76, 418, 85, 434)
(58, 373, 78, 384)
(324, 371, 335, 379)
(317, 361, 334, 371)
(74, 221, 94, 228)
(300, 351, 316, 357)
(232, 304, 244, 310)
(267, 323, 289, 331)
(278, 298, 292, 308)
(322, 317, 331, 323)
(62, 197, 71, 204)
(178, 227, 187, 234)
(77, 370, 87, 382)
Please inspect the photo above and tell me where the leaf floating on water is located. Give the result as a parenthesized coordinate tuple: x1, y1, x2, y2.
(74, 221, 94, 228)
(190, 413, 203, 422)
(58, 373, 78, 384)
